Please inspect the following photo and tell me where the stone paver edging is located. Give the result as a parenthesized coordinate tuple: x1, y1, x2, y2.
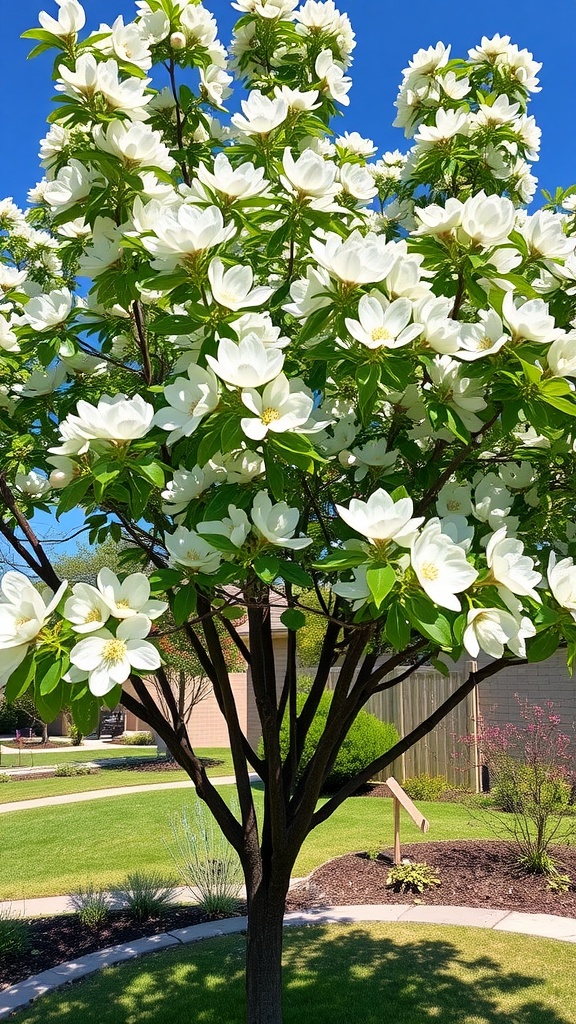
(2, 904, 576, 1020)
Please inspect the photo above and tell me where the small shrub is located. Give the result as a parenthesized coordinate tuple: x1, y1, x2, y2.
(166, 802, 243, 916)
(68, 725, 83, 746)
(0, 773, 10, 784)
(402, 774, 448, 802)
(114, 871, 176, 922)
(54, 763, 95, 777)
(119, 732, 155, 746)
(0, 908, 29, 958)
(273, 692, 399, 793)
(386, 860, 441, 894)
(69, 885, 111, 928)
(547, 870, 571, 893)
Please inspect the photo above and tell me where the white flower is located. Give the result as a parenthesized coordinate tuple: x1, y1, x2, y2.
(70, 615, 161, 696)
(275, 85, 320, 111)
(281, 148, 337, 199)
(95, 15, 152, 71)
(15, 471, 51, 499)
(463, 607, 535, 658)
(198, 505, 250, 548)
(336, 488, 423, 547)
(18, 363, 67, 398)
(44, 160, 97, 209)
(413, 296, 460, 355)
(426, 355, 487, 430)
(345, 294, 421, 350)
(486, 527, 541, 601)
(240, 374, 314, 440)
(97, 568, 167, 622)
(142, 204, 236, 269)
(93, 121, 175, 172)
(436, 482, 472, 518)
(411, 520, 478, 612)
(0, 572, 67, 687)
(78, 218, 124, 278)
(222, 449, 265, 484)
(57, 55, 151, 115)
(200, 65, 233, 107)
(502, 292, 562, 344)
(310, 230, 395, 286)
(459, 191, 515, 247)
(197, 153, 268, 202)
(345, 439, 398, 482)
(65, 583, 112, 634)
(0, 316, 20, 353)
(414, 197, 464, 237)
(207, 259, 273, 311)
(548, 551, 576, 618)
(154, 364, 219, 446)
(232, 312, 289, 349)
(336, 131, 377, 157)
(161, 465, 209, 516)
(58, 394, 154, 449)
(232, 0, 298, 17)
(207, 334, 284, 389)
(473, 474, 513, 526)
(39, 0, 85, 37)
(338, 164, 377, 203)
(456, 310, 508, 361)
(521, 210, 574, 260)
(414, 109, 469, 145)
(315, 50, 352, 106)
(547, 333, 576, 378)
(283, 265, 332, 318)
(165, 526, 222, 573)
(231, 91, 288, 135)
(47, 455, 79, 489)
(251, 491, 311, 550)
(498, 462, 534, 490)
(24, 288, 73, 332)
(333, 565, 371, 610)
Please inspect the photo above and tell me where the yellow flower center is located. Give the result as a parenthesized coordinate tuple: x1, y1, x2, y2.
(421, 562, 439, 581)
(85, 608, 103, 623)
(261, 407, 281, 425)
(15, 616, 32, 629)
(478, 335, 493, 350)
(116, 599, 131, 609)
(102, 638, 127, 664)
(186, 549, 201, 562)
(371, 327, 391, 342)
(446, 499, 461, 512)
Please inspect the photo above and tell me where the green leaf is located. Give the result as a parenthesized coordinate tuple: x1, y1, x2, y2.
(102, 685, 123, 711)
(34, 678, 64, 724)
(133, 460, 165, 489)
(4, 651, 36, 703)
(197, 532, 240, 554)
(56, 477, 91, 518)
(149, 569, 182, 594)
(219, 606, 245, 620)
(356, 363, 381, 426)
(526, 630, 561, 663)
(172, 584, 197, 626)
(390, 486, 409, 502)
(264, 451, 285, 501)
(314, 549, 367, 571)
(366, 565, 396, 609)
(70, 692, 101, 736)
(298, 307, 331, 346)
(254, 554, 280, 584)
(431, 657, 450, 677)
(266, 219, 292, 257)
(405, 594, 453, 649)
(277, 561, 314, 588)
(92, 461, 121, 487)
(280, 608, 306, 631)
(385, 602, 411, 651)
(220, 417, 244, 454)
(39, 658, 65, 696)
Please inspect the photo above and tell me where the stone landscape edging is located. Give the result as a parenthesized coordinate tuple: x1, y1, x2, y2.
(2, 904, 576, 1021)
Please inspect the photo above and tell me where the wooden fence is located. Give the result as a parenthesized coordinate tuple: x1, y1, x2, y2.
(325, 662, 481, 791)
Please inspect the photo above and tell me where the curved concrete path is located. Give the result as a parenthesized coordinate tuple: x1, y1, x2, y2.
(2, 904, 576, 1020)
(0, 773, 258, 815)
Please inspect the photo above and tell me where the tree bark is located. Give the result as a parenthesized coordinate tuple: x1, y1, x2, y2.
(245, 875, 289, 1024)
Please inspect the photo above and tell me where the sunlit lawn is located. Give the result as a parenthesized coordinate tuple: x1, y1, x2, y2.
(0, 748, 235, 803)
(0, 745, 158, 768)
(0, 791, 493, 900)
(9, 923, 576, 1024)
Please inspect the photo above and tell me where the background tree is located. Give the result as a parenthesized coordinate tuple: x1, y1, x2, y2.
(0, 3, 575, 1023)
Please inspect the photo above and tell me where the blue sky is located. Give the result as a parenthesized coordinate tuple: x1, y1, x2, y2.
(0, 0, 574, 209)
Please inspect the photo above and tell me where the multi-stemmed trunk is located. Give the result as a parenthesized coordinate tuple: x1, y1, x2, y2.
(244, 872, 290, 1024)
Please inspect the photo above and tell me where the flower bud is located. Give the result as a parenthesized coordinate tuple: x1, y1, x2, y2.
(170, 32, 187, 50)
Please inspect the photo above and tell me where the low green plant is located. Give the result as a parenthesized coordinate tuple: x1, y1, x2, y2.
(119, 732, 155, 746)
(546, 870, 571, 894)
(68, 725, 83, 747)
(69, 885, 111, 928)
(386, 860, 441, 894)
(402, 774, 449, 802)
(54, 763, 95, 777)
(165, 802, 243, 917)
(114, 871, 176, 922)
(0, 773, 10, 783)
(0, 907, 29, 958)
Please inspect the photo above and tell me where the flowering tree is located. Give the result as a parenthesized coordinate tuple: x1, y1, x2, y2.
(1, 0, 576, 1020)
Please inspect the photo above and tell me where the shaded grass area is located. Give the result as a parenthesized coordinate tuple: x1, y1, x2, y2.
(0, 749, 235, 803)
(9, 923, 576, 1024)
(0, 793, 493, 900)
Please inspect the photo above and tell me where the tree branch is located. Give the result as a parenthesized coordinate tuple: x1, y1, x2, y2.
(0, 479, 62, 591)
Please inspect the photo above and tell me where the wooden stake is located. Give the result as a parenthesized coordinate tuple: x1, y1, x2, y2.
(393, 796, 401, 865)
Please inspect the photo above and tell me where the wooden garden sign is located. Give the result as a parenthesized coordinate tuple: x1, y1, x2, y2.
(386, 776, 430, 865)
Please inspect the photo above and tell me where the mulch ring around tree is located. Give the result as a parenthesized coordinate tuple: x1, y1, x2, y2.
(0, 904, 247, 991)
(286, 841, 576, 918)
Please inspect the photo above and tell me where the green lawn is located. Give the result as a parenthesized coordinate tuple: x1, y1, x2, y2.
(0, 749, 235, 803)
(9, 923, 576, 1024)
(0, 746, 159, 769)
(0, 792, 492, 900)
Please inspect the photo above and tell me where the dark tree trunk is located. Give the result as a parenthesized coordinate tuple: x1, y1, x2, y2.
(245, 876, 289, 1024)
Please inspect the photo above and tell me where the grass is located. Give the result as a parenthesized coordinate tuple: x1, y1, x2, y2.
(0, 792, 494, 900)
(8, 923, 576, 1024)
(0, 746, 158, 769)
(0, 749, 235, 803)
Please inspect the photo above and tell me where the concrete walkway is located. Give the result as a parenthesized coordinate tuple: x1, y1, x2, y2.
(0, 773, 258, 815)
(2, 904, 576, 1020)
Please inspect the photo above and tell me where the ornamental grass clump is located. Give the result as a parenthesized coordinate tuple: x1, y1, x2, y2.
(166, 803, 243, 917)
(69, 884, 111, 929)
(0, 908, 29, 958)
(114, 872, 177, 922)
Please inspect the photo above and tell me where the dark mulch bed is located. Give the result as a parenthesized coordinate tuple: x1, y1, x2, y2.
(0, 903, 246, 991)
(1, 741, 69, 750)
(98, 756, 223, 772)
(286, 840, 576, 917)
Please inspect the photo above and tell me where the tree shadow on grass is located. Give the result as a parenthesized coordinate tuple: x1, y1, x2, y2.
(11, 924, 574, 1024)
